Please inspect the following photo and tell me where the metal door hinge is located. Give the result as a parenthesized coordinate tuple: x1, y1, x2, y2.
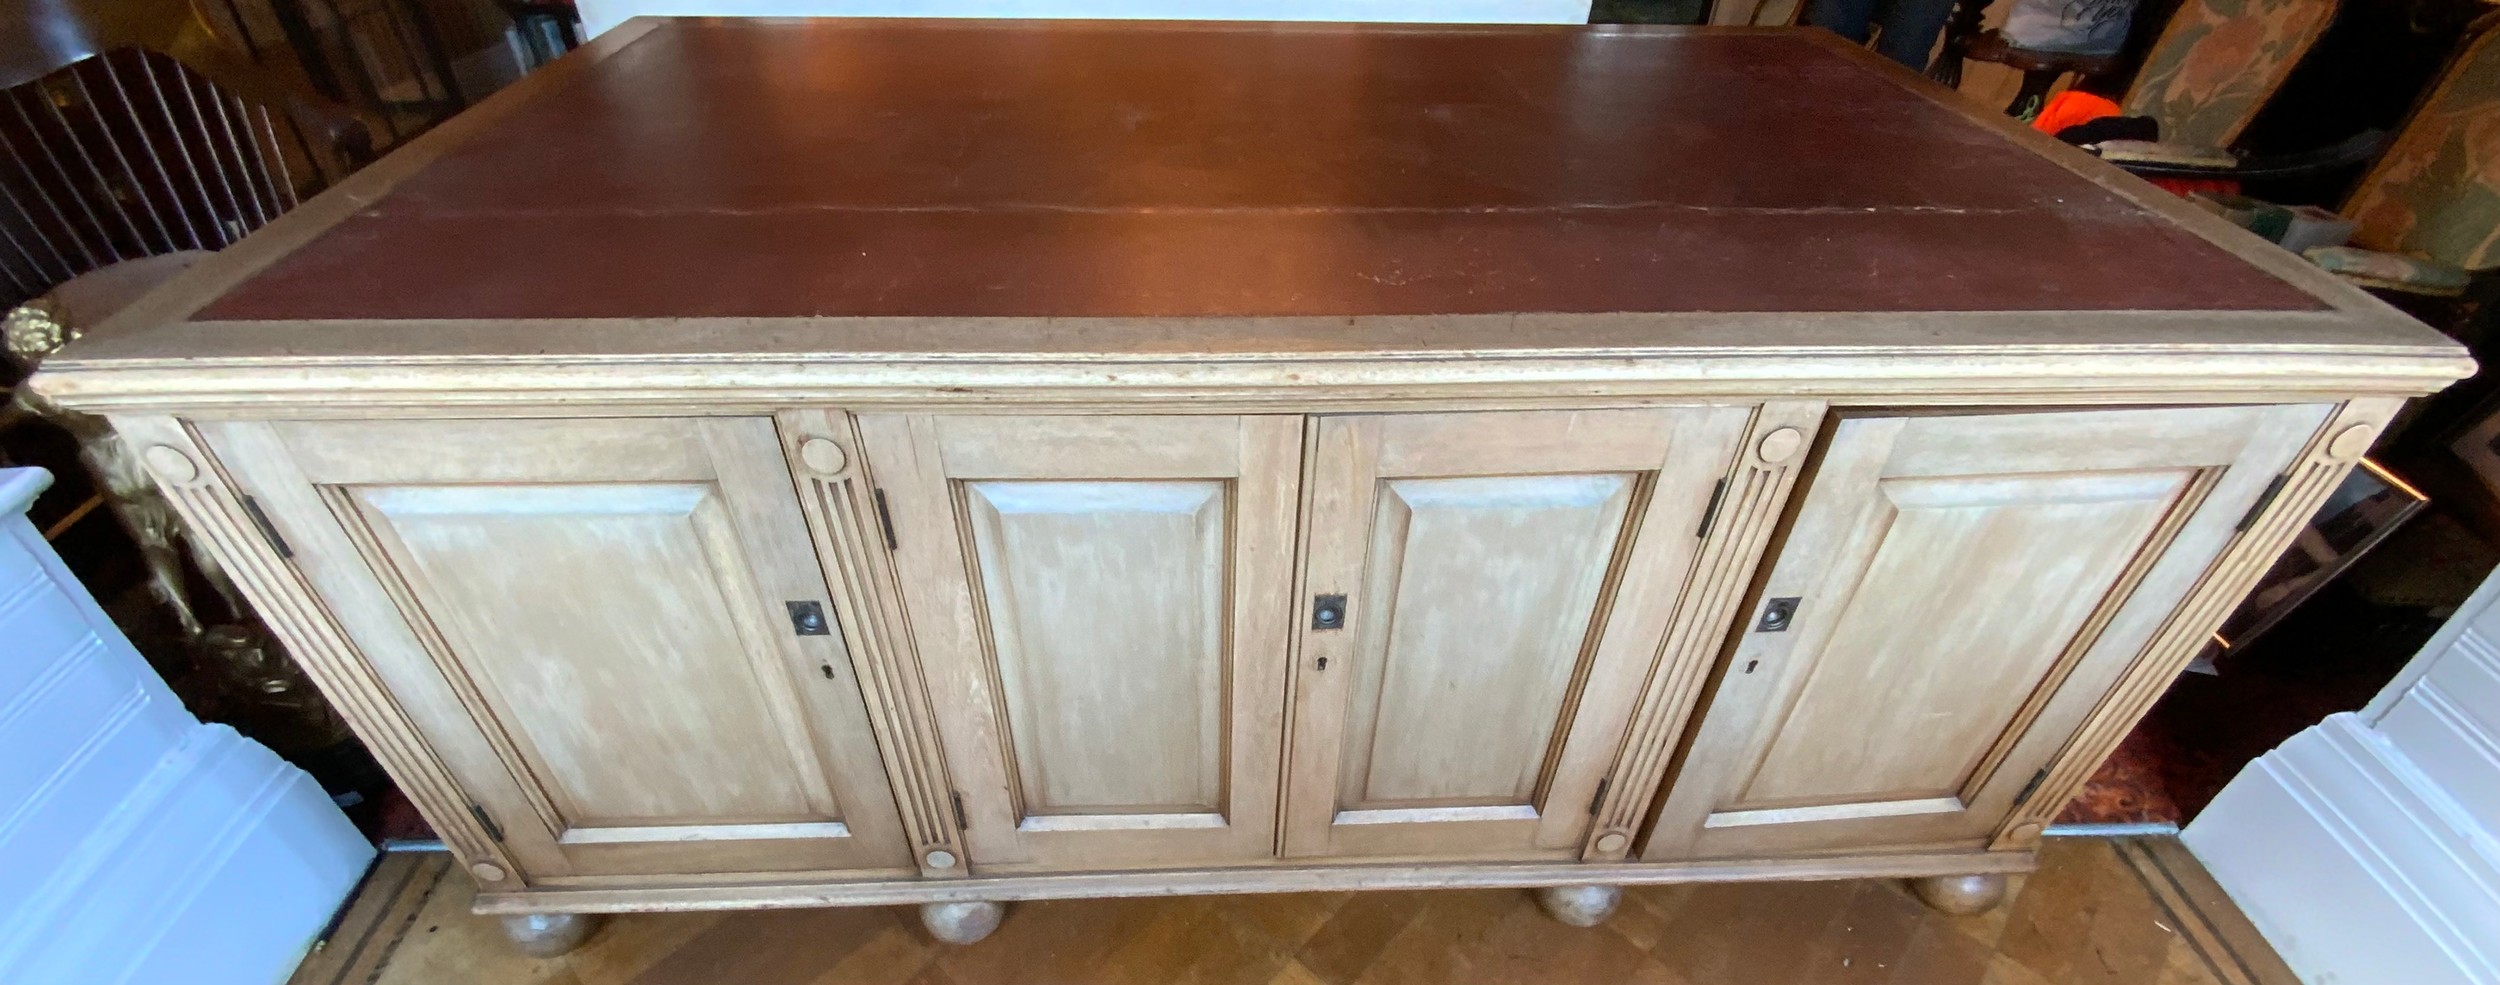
(873, 488, 900, 550)
(469, 803, 506, 843)
(2235, 473, 2291, 533)
(1587, 777, 1611, 815)
(239, 494, 292, 559)
(2014, 768, 2050, 805)
(1695, 478, 1730, 539)
(950, 791, 969, 829)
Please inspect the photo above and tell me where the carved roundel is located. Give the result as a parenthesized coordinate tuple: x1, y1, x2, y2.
(798, 437, 849, 476)
(1756, 426, 1806, 464)
(141, 444, 201, 485)
(2327, 423, 2377, 462)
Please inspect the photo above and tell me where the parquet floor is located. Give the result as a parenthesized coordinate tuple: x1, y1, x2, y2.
(292, 838, 2296, 985)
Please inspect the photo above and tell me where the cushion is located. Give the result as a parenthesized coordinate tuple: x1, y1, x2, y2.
(2094, 139, 2238, 168)
(2303, 245, 2472, 296)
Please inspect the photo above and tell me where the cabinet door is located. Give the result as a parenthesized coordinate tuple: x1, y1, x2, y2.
(857, 415, 1299, 872)
(199, 418, 912, 881)
(1284, 408, 1753, 859)
(1647, 405, 2331, 859)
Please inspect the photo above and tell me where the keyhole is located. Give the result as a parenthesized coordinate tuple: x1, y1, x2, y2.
(1743, 659, 1759, 674)
(820, 664, 835, 679)
(1316, 657, 1330, 670)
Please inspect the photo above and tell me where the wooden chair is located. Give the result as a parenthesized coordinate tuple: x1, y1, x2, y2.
(1, 0, 374, 315)
(2, 0, 372, 668)
(1932, 18, 2124, 118)
(2302, 12, 2500, 298)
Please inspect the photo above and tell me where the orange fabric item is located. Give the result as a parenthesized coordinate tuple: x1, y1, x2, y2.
(2150, 176, 2241, 198)
(2031, 91, 2122, 136)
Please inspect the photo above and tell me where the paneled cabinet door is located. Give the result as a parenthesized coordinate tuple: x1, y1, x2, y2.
(856, 415, 1300, 872)
(197, 418, 913, 881)
(1283, 408, 1754, 860)
(1646, 405, 2333, 859)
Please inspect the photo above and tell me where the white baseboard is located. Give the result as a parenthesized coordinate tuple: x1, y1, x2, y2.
(2184, 713, 2500, 985)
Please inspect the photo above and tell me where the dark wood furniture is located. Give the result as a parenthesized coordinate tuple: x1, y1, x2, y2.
(2, 0, 374, 310)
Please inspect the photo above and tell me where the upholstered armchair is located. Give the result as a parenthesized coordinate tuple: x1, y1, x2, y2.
(2118, 0, 2340, 150)
(2081, 0, 2414, 186)
(2301, 14, 2500, 298)
(1933, 0, 2336, 139)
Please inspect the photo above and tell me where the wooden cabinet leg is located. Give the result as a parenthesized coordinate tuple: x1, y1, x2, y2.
(919, 900, 1006, 944)
(1532, 884, 1623, 927)
(1908, 873, 2010, 915)
(499, 912, 601, 957)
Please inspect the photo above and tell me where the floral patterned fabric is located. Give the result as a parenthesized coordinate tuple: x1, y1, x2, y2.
(2121, 0, 2337, 148)
(2341, 21, 2500, 271)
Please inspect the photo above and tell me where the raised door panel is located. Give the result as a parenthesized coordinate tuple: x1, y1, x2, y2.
(198, 418, 912, 881)
(354, 485, 851, 834)
(857, 415, 1297, 872)
(969, 479, 1228, 817)
(1646, 405, 2332, 859)
(1339, 474, 1635, 811)
(1285, 408, 1754, 860)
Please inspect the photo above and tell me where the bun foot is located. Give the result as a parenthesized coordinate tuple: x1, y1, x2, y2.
(1533, 884, 1623, 927)
(1908, 873, 2009, 915)
(919, 899, 1005, 944)
(500, 912, 601, 957)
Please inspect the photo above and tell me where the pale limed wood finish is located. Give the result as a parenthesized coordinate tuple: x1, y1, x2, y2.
(1648, 405, 2333, 859)
(1532, 884, 1625, 927)
(917, 900, 1005, 945)
(108, 415, 524, 892)
(467, 848, 2036, 914)
(31, 20, 2474, 930)
(775, 409, 969, 878)
(499, 912, 601, 958)
(319, 837, 2296, 985)
(1284, 408, 1750, 860)
(1580, 401, 1829, 861)
(1911, 873, 2011, 916)
(1985, 398, 2409, 850)
(193, 417, 913, 880)
(857, 415, 1300, 872)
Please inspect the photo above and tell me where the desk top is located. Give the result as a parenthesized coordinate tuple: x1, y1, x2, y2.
(205, 19, 2327, 319)
(41, 19, 2470, 410)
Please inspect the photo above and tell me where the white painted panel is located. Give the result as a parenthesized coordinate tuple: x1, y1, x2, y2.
(0, 468, 375, 985)
(2188, 559, 2500, 985)
(2187, 717, 2499, 985)
(2377, 662, 2500, 832)
(577, 1, 1596, 38)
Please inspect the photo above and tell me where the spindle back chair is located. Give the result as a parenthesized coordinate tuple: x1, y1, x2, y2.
(1, 0, 373, 312)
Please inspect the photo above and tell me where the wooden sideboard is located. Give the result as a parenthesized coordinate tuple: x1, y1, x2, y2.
(31, 18, 2472, 950)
